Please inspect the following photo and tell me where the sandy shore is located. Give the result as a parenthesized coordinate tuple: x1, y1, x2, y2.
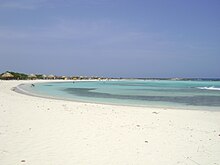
(0, 80, 220, 165)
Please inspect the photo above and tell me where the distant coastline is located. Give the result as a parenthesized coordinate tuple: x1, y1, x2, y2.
(1, 71, 220, 81)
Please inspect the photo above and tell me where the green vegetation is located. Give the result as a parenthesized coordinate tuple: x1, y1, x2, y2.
(36, 74, 43, 79)
(0, 71, 28, 80)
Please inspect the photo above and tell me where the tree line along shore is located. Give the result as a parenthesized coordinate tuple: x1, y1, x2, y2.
(0, 71, 110, 80)
(1, 71, 220, 81)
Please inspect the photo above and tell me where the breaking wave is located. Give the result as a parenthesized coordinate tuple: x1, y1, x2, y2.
(197, 86, 220, 91)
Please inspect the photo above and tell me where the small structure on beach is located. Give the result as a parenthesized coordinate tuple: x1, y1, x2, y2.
(1, 72, 14, 80)
(28, 74, 37, 80)
(47, 74, 56, 80)
(71, 76, 79, 80)
(42, 74, 47, 80)
(61, 76, 67, 80)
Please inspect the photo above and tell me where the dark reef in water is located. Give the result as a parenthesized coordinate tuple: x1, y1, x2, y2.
(63, 88, 220, 107)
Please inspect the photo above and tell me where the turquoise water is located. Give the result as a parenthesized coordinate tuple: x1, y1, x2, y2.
(19, 80, 220, 110)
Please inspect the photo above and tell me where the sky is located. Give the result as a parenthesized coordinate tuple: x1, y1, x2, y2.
(0, 0, 219, 78)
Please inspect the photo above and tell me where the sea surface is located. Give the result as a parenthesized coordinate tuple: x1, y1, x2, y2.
(18, 80, 220, 110)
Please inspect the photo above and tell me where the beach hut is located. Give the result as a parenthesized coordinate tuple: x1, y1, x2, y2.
(28, 74, 37, 80)
(48, 74, 55, 80)
(1, 72, 14, 80)
(42, 74, 47, 80)
(61, 76, 67, 80)
(71, 76, 79, 80)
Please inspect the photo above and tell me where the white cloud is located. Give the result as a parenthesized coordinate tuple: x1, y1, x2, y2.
(0, 0, 114, 10)
(0, 18, 180, 54)
(0, 19, 116, 40)
(0, 0, 48, 10)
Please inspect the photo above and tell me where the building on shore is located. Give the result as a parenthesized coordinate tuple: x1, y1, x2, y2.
(28, 74, 37, 80)
(42, 74, 47, 80)
(1, 72, 14, 80)
(47, 74, 56, 80)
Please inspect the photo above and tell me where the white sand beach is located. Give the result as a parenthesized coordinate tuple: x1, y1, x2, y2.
(0, 80, 220, 165)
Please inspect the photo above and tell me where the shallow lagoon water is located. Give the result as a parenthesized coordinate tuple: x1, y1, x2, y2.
(19, 80, 220, 110)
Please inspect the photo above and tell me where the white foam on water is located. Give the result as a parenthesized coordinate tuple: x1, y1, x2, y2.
(197, 86, 220, 91)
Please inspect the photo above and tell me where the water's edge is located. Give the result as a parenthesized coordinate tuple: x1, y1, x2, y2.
(12, 82, 220, 112)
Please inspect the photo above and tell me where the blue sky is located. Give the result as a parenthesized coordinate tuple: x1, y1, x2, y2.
(0, 0, 219, 78)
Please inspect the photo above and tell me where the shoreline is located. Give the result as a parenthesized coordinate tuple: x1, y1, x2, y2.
(13, 81, 177, 112)
(1, 80, 220, 165)
(14, 80, 220, 112)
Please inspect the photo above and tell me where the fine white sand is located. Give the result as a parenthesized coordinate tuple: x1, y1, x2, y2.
(0, 80, 220, 165)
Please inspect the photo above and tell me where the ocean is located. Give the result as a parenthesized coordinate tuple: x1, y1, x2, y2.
(18, 80, 220, 110)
